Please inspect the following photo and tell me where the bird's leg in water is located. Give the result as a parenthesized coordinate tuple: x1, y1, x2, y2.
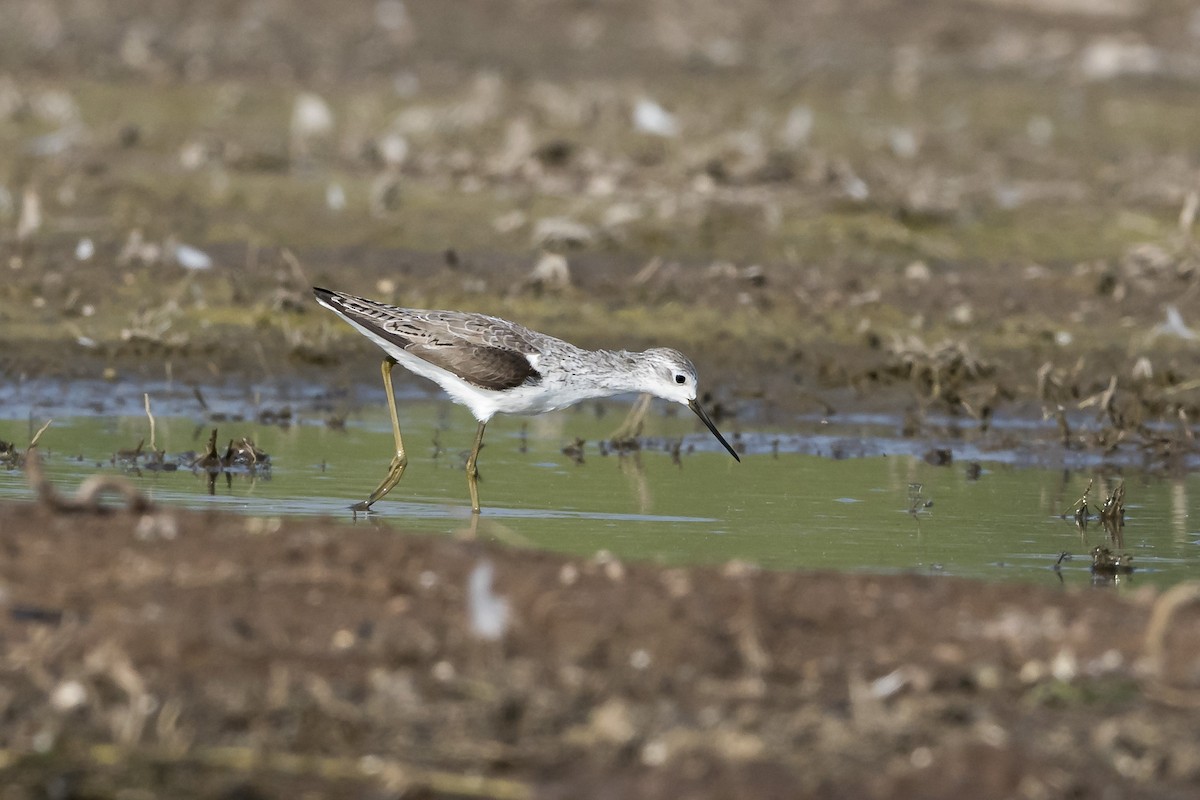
(352, 358, 408, 511)
(465, 421, 487, 514)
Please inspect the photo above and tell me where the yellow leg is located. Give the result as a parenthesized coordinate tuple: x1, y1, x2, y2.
(352, 358, 408, 511)
(465, 421, 487, 514)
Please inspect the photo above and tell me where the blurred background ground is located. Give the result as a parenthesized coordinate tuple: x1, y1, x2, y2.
(2, 0, 1200, 797)
(1, 0, 1198, 425)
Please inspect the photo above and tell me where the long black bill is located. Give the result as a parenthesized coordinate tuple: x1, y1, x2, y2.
(688, 399, 741, 462)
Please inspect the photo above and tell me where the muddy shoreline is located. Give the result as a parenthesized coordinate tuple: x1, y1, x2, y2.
(4, 237, 1198, 472)
(2, 499, 1199, 798)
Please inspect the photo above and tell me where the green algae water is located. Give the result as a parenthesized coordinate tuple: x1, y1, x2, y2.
(1, 397, 1197, 589)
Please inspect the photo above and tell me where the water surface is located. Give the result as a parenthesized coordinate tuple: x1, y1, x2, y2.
(1, 385, 1197, 589)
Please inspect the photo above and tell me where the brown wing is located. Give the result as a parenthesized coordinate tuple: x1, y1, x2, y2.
(406, 341, 539, 391)
(314, 288, 542, 391)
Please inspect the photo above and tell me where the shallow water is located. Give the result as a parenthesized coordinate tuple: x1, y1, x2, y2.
(1, 382, 1197, 589)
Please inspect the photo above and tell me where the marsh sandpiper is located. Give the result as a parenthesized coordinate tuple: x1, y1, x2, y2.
(314, 287, 739, 513)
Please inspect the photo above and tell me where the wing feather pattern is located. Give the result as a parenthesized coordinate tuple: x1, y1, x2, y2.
(314, 287, 542, 391)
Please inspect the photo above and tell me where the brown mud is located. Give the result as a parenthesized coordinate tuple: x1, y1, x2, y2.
(2, 0, 1200, 796)
(3, 499, 1200, 799)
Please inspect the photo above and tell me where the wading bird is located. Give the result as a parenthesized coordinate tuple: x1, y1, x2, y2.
(314, 287, 740, 513)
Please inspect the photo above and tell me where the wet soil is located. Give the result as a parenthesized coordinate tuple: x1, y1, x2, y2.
(3, 0, 1200, 795)
(2, 500, 1200, 799)
(0, 0, 1198, 438)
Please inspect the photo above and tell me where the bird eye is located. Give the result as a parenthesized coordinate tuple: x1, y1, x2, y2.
(675, 374, 686, 385)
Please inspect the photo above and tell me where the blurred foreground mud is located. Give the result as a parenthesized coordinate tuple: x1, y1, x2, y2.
(2, 500, 1200, 798)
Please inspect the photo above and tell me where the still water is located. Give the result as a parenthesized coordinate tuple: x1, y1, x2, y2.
(1, 381, 1197, 589)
